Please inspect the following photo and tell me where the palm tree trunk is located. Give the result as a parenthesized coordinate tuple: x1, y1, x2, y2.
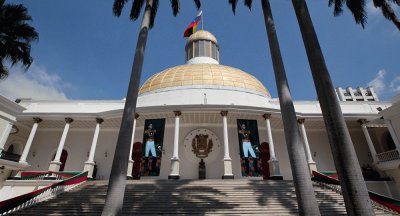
(101, 0, 153, 215)
(261, 1, 320, 215)
(291, 0, 374, 215)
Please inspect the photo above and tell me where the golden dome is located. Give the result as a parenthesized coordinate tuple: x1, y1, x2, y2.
(139, 64, 270, 97)
(187, 30, 218, 45)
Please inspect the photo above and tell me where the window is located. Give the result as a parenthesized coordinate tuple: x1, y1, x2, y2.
(194, 41, 200, 57)
(199, 40, 205, 56)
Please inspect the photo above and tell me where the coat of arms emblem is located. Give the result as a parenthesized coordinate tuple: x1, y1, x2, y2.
(192, 134, 213, 158)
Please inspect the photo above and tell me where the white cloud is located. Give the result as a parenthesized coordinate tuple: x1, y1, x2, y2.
(367, 69, 400, 99)
(389, 76, 400, 93)
(0, 64, 71, 100)
(368, 69, 386, 95)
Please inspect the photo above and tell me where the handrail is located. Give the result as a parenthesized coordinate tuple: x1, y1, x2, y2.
(0, 171, 88, 215)
(19, 171, 80, 180)
(312, 170, 400, 214)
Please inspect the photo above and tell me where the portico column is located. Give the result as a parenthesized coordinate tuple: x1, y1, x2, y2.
(221, 111, 234, 179)
(297, 118, 317, 173)
(263, 114, 282, 179)
(19, 118, 42, 164)
(49, 118, 73, 172)
(84, 118, 103, 178)
(127, 113, 139, 179)
(358, 119, 378, 163)
(169, 111, 181, 179)
(0, 122, 13, 154)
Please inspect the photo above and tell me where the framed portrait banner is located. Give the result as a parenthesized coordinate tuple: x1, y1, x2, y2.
(237, 119, 262, 177)
(141, 118, 165, 176)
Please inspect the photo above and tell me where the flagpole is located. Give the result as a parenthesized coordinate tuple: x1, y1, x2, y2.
(202, 12, 204, 30)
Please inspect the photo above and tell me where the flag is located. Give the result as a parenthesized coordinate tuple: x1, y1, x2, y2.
(184, 11, 202, 38)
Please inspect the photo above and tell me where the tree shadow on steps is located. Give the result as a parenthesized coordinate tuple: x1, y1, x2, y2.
(121, 179, 236, 215)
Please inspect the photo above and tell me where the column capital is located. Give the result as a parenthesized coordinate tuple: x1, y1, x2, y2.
(357, 118, 367, 125)
(297, 118, 305, 124)
(33, 117, 42, 124)
(96, 118, 104, 124)
(220, 111, 228, 117)
(174, 111, 182, 117)
(134, 113, 140, 119)
(65, 118, 74, 124)
(262, 113, 271, 120)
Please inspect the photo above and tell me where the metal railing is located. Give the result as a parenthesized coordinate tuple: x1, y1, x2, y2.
(376, 149, 400, 162)
(0, 171, 88, 215)
(0, 152, 21, 162)
(312, 171, 400, 214)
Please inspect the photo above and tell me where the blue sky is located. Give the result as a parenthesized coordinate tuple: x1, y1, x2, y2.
(0, 0, 399, 101)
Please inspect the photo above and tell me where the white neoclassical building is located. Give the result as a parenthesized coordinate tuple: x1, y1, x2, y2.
(0, 30, 399, 201)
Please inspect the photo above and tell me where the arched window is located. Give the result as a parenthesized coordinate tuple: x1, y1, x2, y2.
(6, 144, 14, 153)
(52, 149, 68, 171)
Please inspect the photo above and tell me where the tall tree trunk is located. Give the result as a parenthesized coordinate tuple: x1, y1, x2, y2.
(291, 0, 374, 215)
(261, 1, 320, 215)
(101, 0, 153, 215)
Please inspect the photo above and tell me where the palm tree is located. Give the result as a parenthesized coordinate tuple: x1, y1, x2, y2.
(329, 0, 400, 30)
(102, 0, 200, 215)
(291, 0, 375, 215)
(228, 1, 320, 215)
(0, 0, 38, 80)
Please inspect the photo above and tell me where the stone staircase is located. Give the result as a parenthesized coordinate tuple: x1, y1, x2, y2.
(9, 179, 397, 215)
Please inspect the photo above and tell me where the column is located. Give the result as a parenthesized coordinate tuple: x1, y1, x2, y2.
(0, 122, 13, 154)
(297, 118, 317, 173)
(221, 111, 234, 179)
(169, 111, 181, 179)
(49, 118, 73, 172)
(127, 113, 139, 179)
(84, 118, 103, 178)
(263, 114, 282, 179)
(358, 119, 378, 163)
(19, 118, 42, 164)
(385, 120, 400, 150)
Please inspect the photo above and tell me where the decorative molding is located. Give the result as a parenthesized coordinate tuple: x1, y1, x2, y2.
(297, 118, 305, 124)
(33, 117, 42, 124)
(262, 113, 271, 120)
(96, 118, 104, 124)
(134, 113, 140, 119)
(65, 118, 74, 124)
(357, 118, 367, 125)
(220, 111, 228, 117)
(173, 111, 182, 117)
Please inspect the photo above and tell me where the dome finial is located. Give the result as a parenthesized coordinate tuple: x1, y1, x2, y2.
(185, 30, 219, 65)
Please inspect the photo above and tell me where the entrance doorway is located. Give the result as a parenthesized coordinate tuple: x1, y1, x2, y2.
(260, 142, 270, 179)
(52, 149, 68, 171)
(132, 142, 142, 179)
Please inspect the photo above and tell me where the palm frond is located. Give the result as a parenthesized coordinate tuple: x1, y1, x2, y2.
(244, 0, 252, 10)
(373, 0, 400, 30)
(0, 1, 37, 78)
(229, 0, 238, 15)
(170, 0, 180, 16)
(0, 60, 9, 80)
(113, 0, 128, 16)
(130, 0, 145, 21)
(346, 0, 367, 28)
(149, 0, 159, 29)
(193, 0, 201, 10)
(328, 0, 345, 16)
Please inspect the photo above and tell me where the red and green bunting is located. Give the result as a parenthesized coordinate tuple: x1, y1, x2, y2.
(312, 171, 400, 213)
(20, 171, 80, 180)
(0, 172, 88, 214)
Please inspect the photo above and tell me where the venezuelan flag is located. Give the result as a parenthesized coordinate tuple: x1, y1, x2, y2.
(184, 11, 202, 37)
